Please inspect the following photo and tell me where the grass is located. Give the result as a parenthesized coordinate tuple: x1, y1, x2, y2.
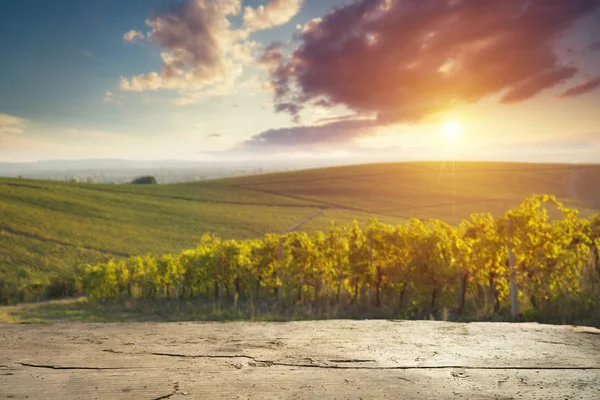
(225, 162, 600, 221)
(0, 297, 378, 323)
(1, 161, 599, 277)
(3, 297, 598, 327)
(0, 297, 509, 324)
(0, 179, 320, 274)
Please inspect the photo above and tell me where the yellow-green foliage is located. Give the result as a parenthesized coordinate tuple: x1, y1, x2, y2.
(2, 162, 600, 316)
(2, 162, 600, 277)
(71, 195, 600, 324)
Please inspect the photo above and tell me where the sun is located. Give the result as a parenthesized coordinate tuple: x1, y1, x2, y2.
(441, 120, 462, 142)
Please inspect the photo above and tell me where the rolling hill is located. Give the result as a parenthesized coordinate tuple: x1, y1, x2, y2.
(1, 162, 600, 276)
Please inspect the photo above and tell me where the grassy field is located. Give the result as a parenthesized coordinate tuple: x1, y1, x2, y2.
(226, 162, 600, 219)
(1, 161, 600, 276)
(0, 179, 322, 274)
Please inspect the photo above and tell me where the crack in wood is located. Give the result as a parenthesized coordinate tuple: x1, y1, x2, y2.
(537, 340, 570, 345)
(103, 350, 600, 371)
(152, 382, 181, 400)
(18, 362, 130, 371)
(328, 359, 376, 363)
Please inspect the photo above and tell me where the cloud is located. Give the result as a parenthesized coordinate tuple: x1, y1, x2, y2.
(123, 30, 145, 43)
(0, 113, 28, 135)
(171, 80, 239, 105)
(103, 90, 121, 105)
(559, 77, 600, 98)
(239, 118, 378, 151)
(65, 128, 121, 140)
(120, 0, 241, 91)
(119, 0, 304, 104)
(503, 131, 600, 152)
(120, 0, 265, 104)
(501, 67, 577, 103)
(588, 41, 600, 52)
(204, 117, 414, 160)
(0, 127, 24, 135)
(243, 0, 303, 31)
(264, 0, 599, 123)
(312, 114, 373, 126)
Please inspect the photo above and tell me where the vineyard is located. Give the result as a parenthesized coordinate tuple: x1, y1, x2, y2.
(2, 162, 600, 278)
(5, 195, 598, 325)
(2, 162, 600, 324)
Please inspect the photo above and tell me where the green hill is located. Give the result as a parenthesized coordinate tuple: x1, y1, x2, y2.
(1, 162, 600, 276)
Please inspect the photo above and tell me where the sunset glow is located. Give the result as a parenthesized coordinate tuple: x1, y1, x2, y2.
(441, 121, 462, 142)
(0, 0, 599, 163)
(3, 4, 600, 397)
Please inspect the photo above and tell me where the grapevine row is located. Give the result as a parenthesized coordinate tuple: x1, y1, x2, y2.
(77, 195, 599, 320)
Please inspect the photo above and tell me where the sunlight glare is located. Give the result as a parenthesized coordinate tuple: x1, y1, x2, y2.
(441, 120, 462, 142)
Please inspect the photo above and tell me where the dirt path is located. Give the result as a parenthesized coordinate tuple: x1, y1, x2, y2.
(1, 320, 599, 399)
(283, 209, 326, 233)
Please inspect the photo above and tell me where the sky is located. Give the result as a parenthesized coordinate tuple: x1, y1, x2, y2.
(1, 0, 599, 164)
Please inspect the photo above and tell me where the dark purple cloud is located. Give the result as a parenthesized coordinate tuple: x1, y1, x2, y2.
(588, 41, 600, 52)
(559, 77, 600, 98)
(264, 0, 599, 122)
(241, 118, 378, 150)
(501, 67, 577, 103)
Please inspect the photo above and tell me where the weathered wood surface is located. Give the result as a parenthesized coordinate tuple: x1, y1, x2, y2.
(1, 320, 599, 399)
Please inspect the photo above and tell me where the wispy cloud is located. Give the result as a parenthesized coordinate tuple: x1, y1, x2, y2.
(559, 77, 600, 98)
(102, 90, 121, 105)
(80, 50, 95, 58)
(0, 113, 28, 135)
(238, 118, 379, 152)
(501, 67, 577, 103)
(587, 41, 600, 53)
(65, 128, 121, 140)
(123, 30, 145, 43)
(243, 0, 303, 31)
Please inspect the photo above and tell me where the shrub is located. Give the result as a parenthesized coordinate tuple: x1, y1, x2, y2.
(131, 176, 157, 185)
